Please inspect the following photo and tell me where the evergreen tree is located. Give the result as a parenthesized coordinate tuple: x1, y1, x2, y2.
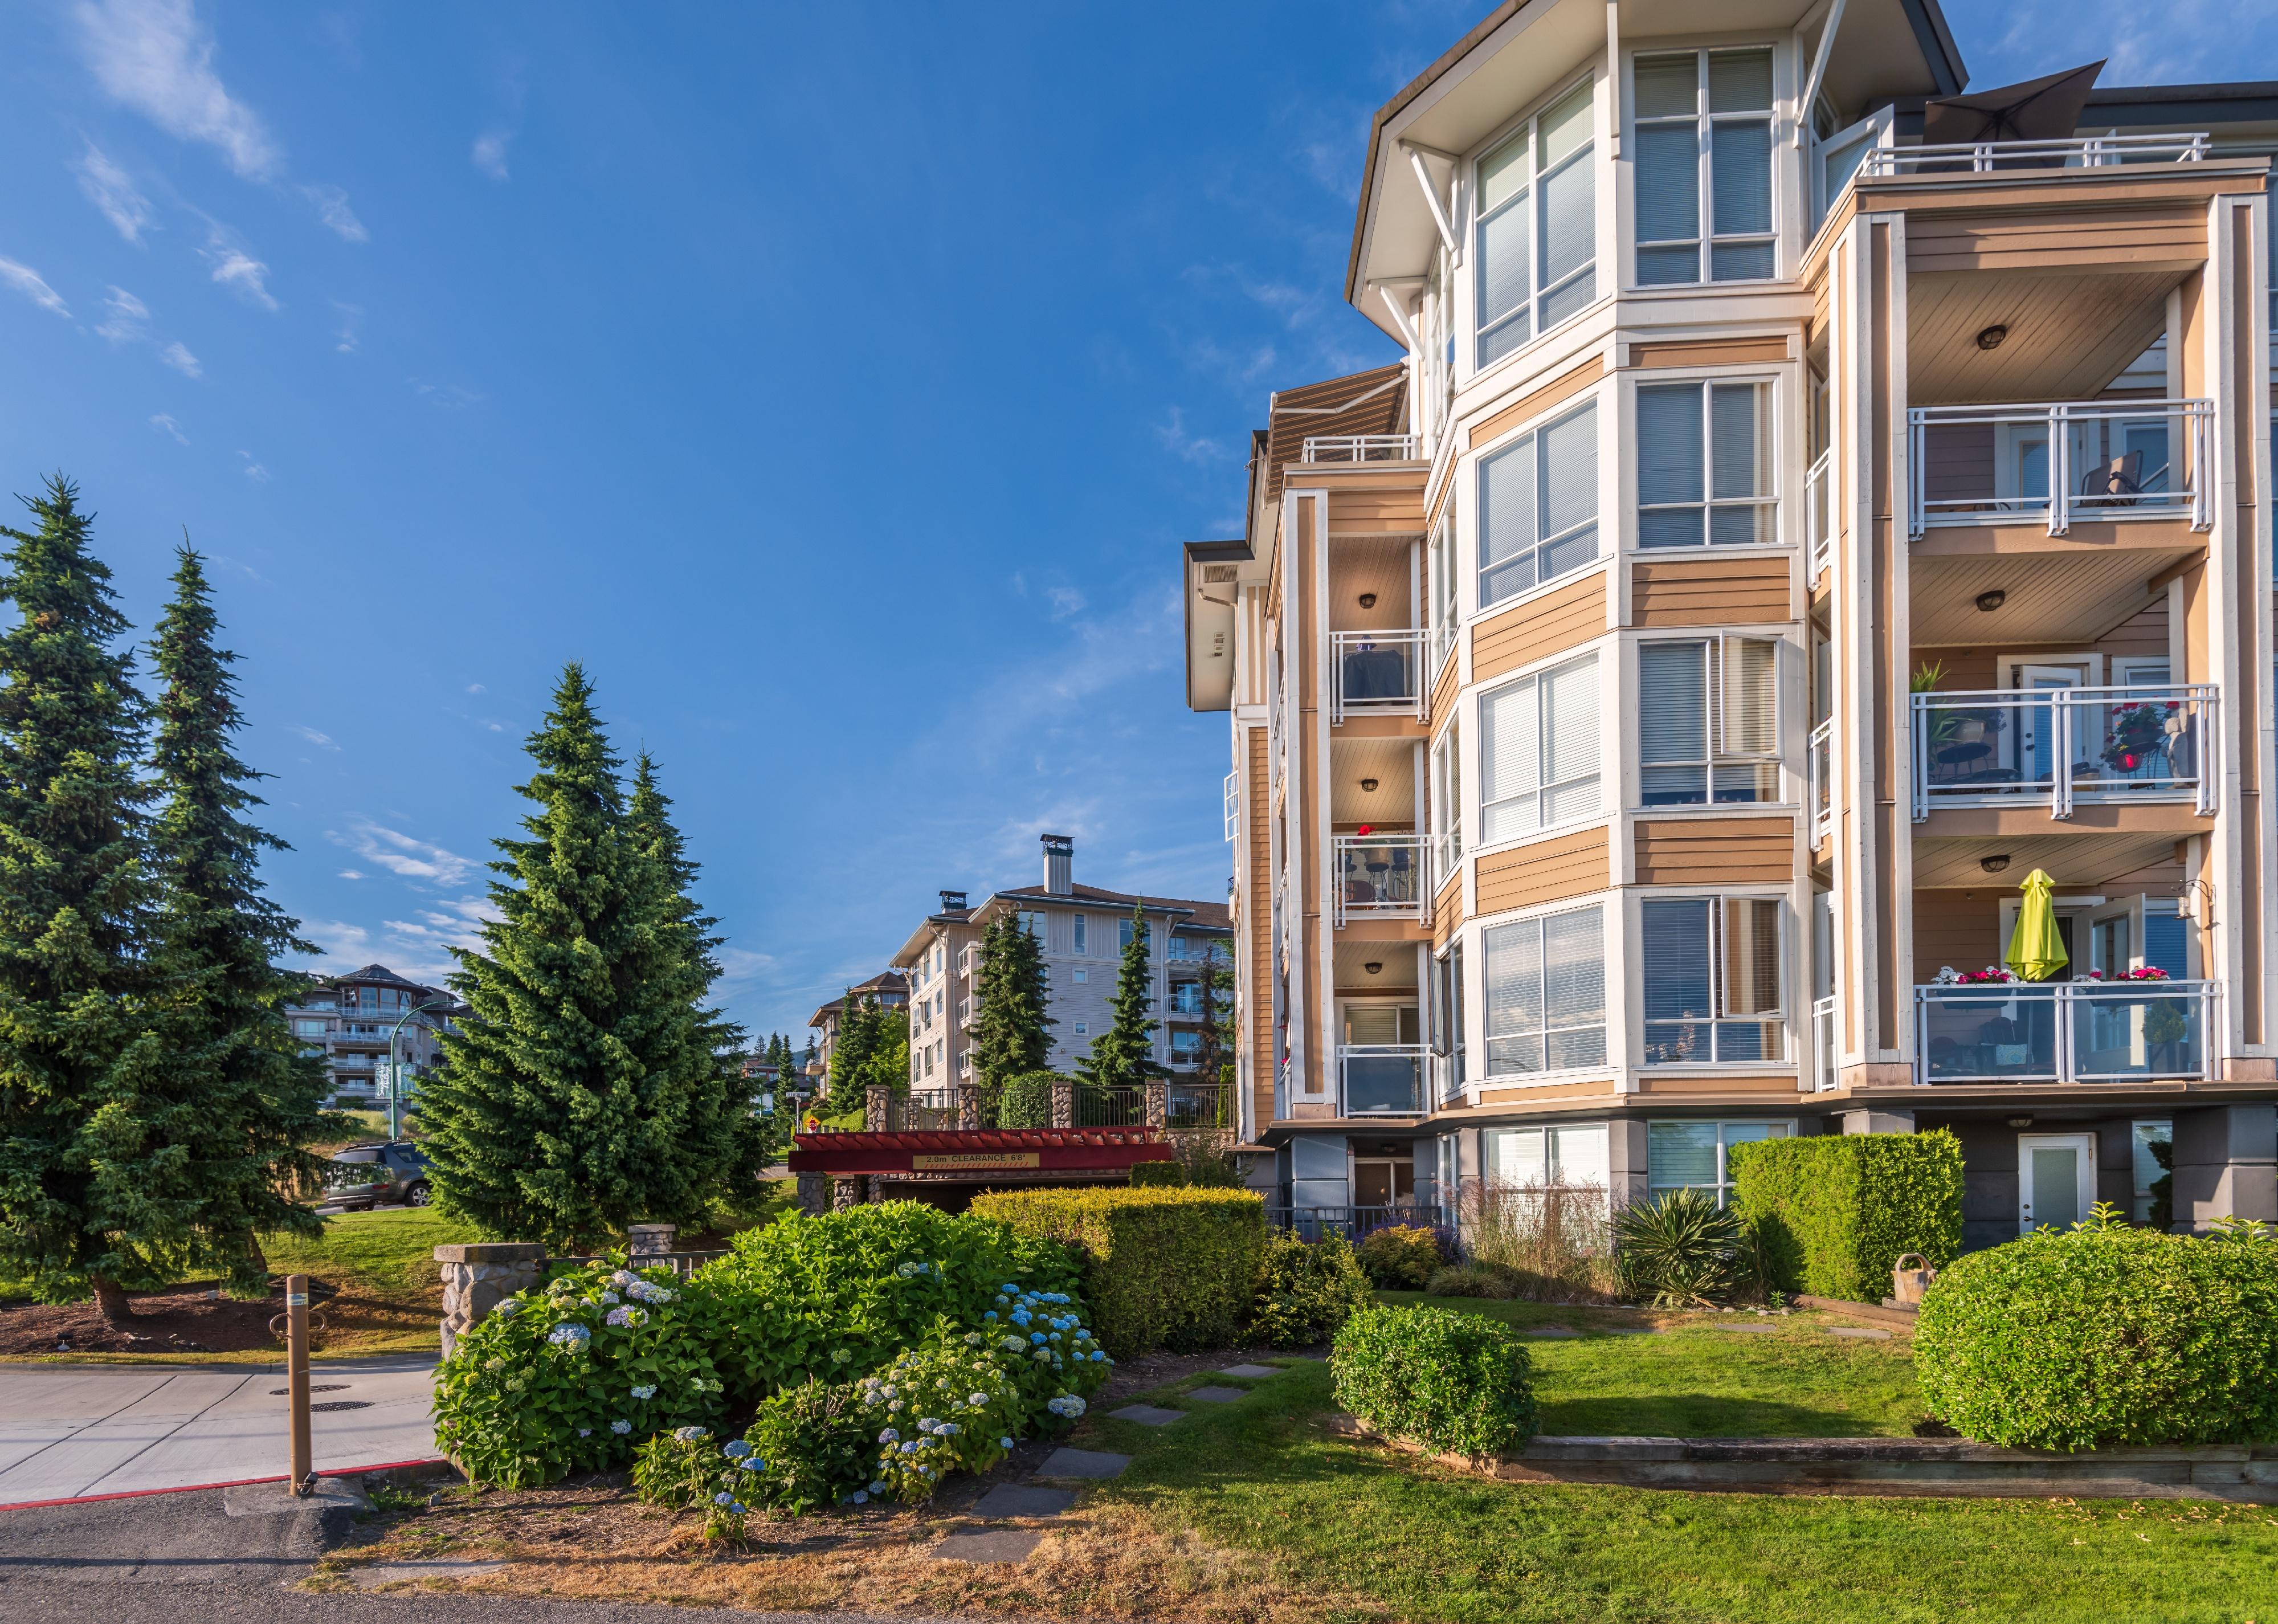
(1076, 904, 1164, 1092)
(421, 664, 695, 1249)
(826, 992, 878, 1103)
(0, 477, 158, 1320)
(969, 913, 1053, 1087)
(145, 549, 342, 1292)
(860, 1003, 910, 1092)
(1193, 946, 1238, 1105)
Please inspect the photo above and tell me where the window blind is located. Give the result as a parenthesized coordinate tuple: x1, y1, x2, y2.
(1633, 47, 1775, 287)
(1483, 917, 1545, 1073)
(1484, 904, 1604, 1075)
(1639, 642, 1709, 803)
(1479, 432, 1540, 603)
(1480, 675, 1542, 842)
(1477, 402, 1598, 609)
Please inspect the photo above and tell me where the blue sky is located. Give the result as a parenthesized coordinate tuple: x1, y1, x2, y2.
(0, 2, 2268, 1046)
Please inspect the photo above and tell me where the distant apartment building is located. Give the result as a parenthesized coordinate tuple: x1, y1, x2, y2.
(284, 964, 464, 1108)
(891, 835, 1233, 1087)
(806, 970, 911, 1073)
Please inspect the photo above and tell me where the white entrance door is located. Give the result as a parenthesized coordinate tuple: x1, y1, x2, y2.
(2019, 1132, 2096, 1234)
(2011, 663, 2087, 787)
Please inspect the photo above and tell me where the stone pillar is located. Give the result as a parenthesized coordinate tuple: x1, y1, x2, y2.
(627, 1223, 676, 1257)
(865, 1084, 892, 1131)
(435, 1242, 547, 1360)
(795, 1171, 830, 1215)
(832, 1174, 869, 1209)
(2172, 1104, 2278, 1230)
(1842, 1108, 1916, 1136)
(957, 1082, 982, 1129)
(1144, 1079, 1169, 1129)
(1050, 1079, 1075, 1129)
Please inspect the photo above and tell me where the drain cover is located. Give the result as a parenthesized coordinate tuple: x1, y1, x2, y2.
(309, 1400, 372, 1412)
(270, 1384, 352, 1395)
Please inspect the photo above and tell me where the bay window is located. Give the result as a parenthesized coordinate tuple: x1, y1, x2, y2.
(1430, 504, 1459, 672)
(1638, 381, 1774, 548)
(1480, 651, 1601, 842)
(1647, 1119, 1792, 1203)
(1641, 896, 1786, 1064)
(1634, 48, 1777, 286)
(1484, 1122, 1610, 1191)
(1484, 904, 1606, 1075)
(1638, 636, 1779, 805)
(1431, 719, 1463, 870)
(1475, 77, 1598, 366)
(1479, 401, 1599, 609)
(1432, 943, 1467, 1090)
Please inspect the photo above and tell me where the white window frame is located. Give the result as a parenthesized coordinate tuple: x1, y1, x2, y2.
(1018, 910, 1047, 939)
(1429, 501, 1460, 675)
(1638, 892, 1791, 1067)
(1630, 45, 1781, 288)
(1482, 901, 1609, 1078)
(1635, 634, 1783, 808)
(1431, 717, 1464, 872)
(1073, 914, 1088, 956)
(1478, 651, 1602, 846)
(1472, 72, 1601, 370)
(1646, 1118, 1797, 1205)
(1634, 377, 1781, 550)
(1476, 398, 1601, 611)
(1481, 1122, 1612, 1194)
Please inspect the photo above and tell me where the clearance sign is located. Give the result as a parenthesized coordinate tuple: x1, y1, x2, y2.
(910, 1152, 1043, 1171)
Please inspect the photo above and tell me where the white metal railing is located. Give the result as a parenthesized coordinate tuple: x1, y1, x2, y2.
(1907, 399, 2211, 538)
(1914, 981, 2218, 1084)
(1812, 996, 1838, 1092)
(1806, 448, 1833, 578)
(1223, 770, 1239, 841)
(1333, 834, 1427, 927)
(1340, 1044, 1428, 1115)
(1863, 133, 2208, 177)
(1330, 629, 1428, 723)
(1912, 685, 2217, 820)
(1304, 434, 1418, 463)
(1808, 718, 1835, 845)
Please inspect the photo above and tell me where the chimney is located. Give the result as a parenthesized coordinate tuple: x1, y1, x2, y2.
(1041, 833, 1073, 895)
(939, 889, 968, 913)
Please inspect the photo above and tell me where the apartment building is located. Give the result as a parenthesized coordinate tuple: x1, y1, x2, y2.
(284, 964, 462, 1108)
(890, 835, 1234, 1086)
(806, 970, 910, 1073)
(1186, 0, 2278, 1240)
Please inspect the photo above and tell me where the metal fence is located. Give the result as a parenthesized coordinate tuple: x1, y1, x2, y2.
(1265, 1204, 1451, 1241)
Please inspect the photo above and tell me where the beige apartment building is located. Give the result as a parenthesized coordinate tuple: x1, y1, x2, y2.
(1186, 0, 2278, 1242)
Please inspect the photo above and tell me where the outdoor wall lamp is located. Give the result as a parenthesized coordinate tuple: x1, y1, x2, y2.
(1975, 589, 2007, 613)
(2006, 1116, 2035, 1129)
(1975, 324, 2009, 350)
(1981, 855, 2011, 874)
(1363, 962, 1383, 975)
(1359, 592, 1378, 608)
(1360, 777, 1379, 792)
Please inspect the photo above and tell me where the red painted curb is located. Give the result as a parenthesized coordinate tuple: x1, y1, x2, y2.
(0, 1456, 450, 1512)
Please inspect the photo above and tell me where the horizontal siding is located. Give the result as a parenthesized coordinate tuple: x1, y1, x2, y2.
(1907, 205, 2208, 274)
(1633, 817, 1797, 885)
(1475, 825, 1609, 916)
(1630, 556, 1790, 627)
(1434, 872, 1463, 952)
(1912, 887, 2002, 984)
(1429, 648, 1461, 733)
(1328, 485, 1427, 532)
(1469, 357, 1605, 451)
(1631, 336, 1788, 369)
(1472, 572, 1607, 682)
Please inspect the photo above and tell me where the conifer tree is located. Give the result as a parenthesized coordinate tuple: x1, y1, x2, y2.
(826, 993, 878, 1103)
(970, 912, 1053, 1087)
(861, 1003, 910, 1092)
(1194, 948, 1238, 1099)
(144, 549, 341, 1291)
(0, 477, 158, 1319)
(1075, 904, 1164, 1092)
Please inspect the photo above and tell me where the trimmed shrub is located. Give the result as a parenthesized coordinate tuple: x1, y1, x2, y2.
(1355, 1223, 1448, 1290)
(1129, 1161, 1185, 1188)
(1613, 1188, 1745, 1307)
(1251, 1230, 1377, 1346)
(1728, 1129, 1963, 1303)
(971, 1186, 1267, 1355)
(1331, 1304, 1536, 1457)
(1916, 1218, 2278, 1450)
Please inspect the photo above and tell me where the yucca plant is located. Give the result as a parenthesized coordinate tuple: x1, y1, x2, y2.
(1614, 1188, 1743, 1308)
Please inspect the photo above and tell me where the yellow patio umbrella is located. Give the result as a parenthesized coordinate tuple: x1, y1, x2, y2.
(2005, 868, 2069, 981)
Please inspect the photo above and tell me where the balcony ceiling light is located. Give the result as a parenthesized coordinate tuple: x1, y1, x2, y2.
(1975, 324, 2009, 350)
(2006, 1115, 2035, 1129)
(1359, 592, 1378, 609)
(1975, 589, 2006, 613)
(1981, 854, 2011, 874)
(1360, 777, 1379, 792)
(1363, 961, 1383, 974)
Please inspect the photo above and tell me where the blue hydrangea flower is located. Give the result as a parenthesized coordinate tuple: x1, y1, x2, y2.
(900, 1441, 919, 1455)
(850, 1490, 868, 1504)
(547, 1323, 590, 1349)
(967, 1393, 987, 1407)
(610, 1419, 632, 1435)
(878, 1428, 900, 1445)
(577, 1427, 591, 1437)
(983, 1310, 998, 1321)
(999, 1436, 1014, 1449)
(673, 1425, 709, 1442)
(1001, 1283, 1020, 1294)
(1031, 1332, 1047, 1345)
(491, 1300, 521, 1319)
(722, 1438, 753, 1460)
(869, 1479, 888, 1494)
(714, 1491, 736, 1507)
(1091, 1349, 1107, 1361)
(630, 1384, 658, 1401)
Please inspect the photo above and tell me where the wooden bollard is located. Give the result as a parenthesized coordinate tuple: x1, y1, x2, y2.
(285, 1273, 312, 1495)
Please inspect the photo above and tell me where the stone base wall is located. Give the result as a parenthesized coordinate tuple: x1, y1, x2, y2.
(434, 1242, 547, 1358)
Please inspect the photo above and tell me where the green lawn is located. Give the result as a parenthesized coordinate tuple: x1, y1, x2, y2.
(1076, 1357, 2278, 1624)
(259, 1206, 483, 1296)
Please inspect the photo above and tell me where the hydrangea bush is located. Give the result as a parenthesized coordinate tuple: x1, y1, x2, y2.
(744, 1378, 880, 1513)
(632, 1425, 765, 1544)
(983, 1284, 1115, 1420)
(859, 1341, 1027, 1502)
(434, 1259, 728, 1488)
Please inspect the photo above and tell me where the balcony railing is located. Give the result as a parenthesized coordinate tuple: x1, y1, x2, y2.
(1340, 1044, 1427, 1116)
(1911, 685, 2217, 819)
(1907, 399, 2211, 538)
(1808, 718, 1834, 846)
(1914, 980, 2217, 1083)
(1331, 629, 1427, 723)
(1861, 133, 2208, 177)
(1267, 1204, 1451, 1241)
(880, 1088, 962, 1131)
(1805, 448, 1833, 578)
(1812, 995, 1838, 1092)
(1166, 1081, 1233, 1131)
(1303, 434, 1417, 463)
(1333, 834, 1427, 926)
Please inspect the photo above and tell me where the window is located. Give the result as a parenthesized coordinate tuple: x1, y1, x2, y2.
(1479, 402, 1598, 607)
(2132, 1119, 2173, 1223)
(1475, 78, 1598, 366)
(1634, 48, 1777, 285)
(1647, 1119, 1791, 1204)
(291, 1018, 328, 1037)
(1638, 636, 1778, 805)
(1075, 1022, 1089, 1036)
(1641, 897, 1786, 1064)
(1638, 382, 1774, 547)
(1073, 915, 1087, 956)
(1170, 1030, 1202, 1061)
(1484, 904, 1607, 1074)
(1430, 505, 1459, 670)
(1480, 652, 1600, 842)
(1170, 982, 1202, 1015)
(1018, 911, 1047, 939)
(1483, 1123, 1609, 1189)
(1073, 968, 1088, 984)
(1432, 945, 1467, 1087)
(1431, 719, 1464, 865)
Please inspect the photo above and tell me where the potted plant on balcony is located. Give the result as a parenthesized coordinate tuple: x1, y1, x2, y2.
(2102, 700, 2178, 774)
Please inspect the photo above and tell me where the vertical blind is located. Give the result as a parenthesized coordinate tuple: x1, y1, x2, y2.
(1634, 48, 1775, 286)
(1640, 897, 1787, 1064)
(1637, 636, 1778, 805)
(1476, 79, 1598, 367)
(1637, 381, 1778, 550)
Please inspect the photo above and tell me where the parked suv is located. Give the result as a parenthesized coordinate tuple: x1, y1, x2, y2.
(324, 1140, 433, 1210)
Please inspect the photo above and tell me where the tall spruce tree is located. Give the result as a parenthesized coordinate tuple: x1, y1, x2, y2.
(1076, 904, 1164, 1092)
(421, 665, 696, 1249)
(0, 477, 158, 1319)
(1194, 948, 1238, 1097)
(969, 913, 1052, 1087)
(145, 549, 341, 1291)
(826, 993, 877, 1103)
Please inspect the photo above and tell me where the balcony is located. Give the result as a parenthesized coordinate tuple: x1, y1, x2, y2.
(1907, 399, 2211, 539)
(1303, 434, 1416, 463)
(1340, 1044, 1427, 1116)
(1334, 834, 1427, 927)
(1910, 685, 2217, 819)
(1331, 630, 1427, 724)
(1914, 980, 2217, 1083)
(1861, 133, 2208, 179)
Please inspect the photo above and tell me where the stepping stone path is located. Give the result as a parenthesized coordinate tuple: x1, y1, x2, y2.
(1185, 1386, 1248, 1403)
(1216, 1364, 1281, 1379)
(1828, 1326, 1893, 1339)
(934, 1530, 1042, 1565)
(1722, 1323, 1779, 1333)
(1108, 1403, 1185, 1427)
(973, 1483, 1075, 1519)
(1035, 1447, 1130, 1479)
(350, 1560, 510, 1589)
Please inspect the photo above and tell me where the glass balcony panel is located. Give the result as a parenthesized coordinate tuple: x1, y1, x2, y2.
(1917, 985, 2060, 1082)
(1341, 1046, 1425, 1115)
(2069, 986, 2205, 1080)
(1336, 836, 1424, 917)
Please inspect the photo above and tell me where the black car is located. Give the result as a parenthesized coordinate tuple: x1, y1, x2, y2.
(324, 1140, 433, 1209)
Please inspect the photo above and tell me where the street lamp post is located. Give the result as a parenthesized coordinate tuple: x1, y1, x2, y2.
(386, 997, 458, 1140)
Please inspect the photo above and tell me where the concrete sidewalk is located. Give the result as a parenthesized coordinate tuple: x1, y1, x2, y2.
(0, 1358, 439, 1507)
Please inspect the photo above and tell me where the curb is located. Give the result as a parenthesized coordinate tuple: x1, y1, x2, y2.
(0, 1457, 456, 1513)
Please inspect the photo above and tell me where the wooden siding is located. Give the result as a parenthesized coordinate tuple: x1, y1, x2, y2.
(1907, 205, 2210, 276)
(1908, 269, 2175, 405)
(1469, 357, 1604, 451)
(1629, 556, 1790, 627)
(1326, 476, 1427, 535)
(1433, 871, 1463, 952)
(1912, 888, 2002, 985)
(1428, 646, 1461, 732)
(1635, 1074, 1799, 1095)
(1475, 825, 1609, 916)
(1471, 572, 1607, 682)
(1632, 817, 1797, 885)
(1630, 336, 1788, 369)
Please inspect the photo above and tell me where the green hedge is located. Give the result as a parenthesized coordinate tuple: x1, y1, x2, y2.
(1916, 1223, 2278, 1450)
(1330, 1304, 1536, 1458)
(969, 1186, 1265, 1356)
(1728, 1129, 1962, 1303)
(1129, 1161, 1185, 1188)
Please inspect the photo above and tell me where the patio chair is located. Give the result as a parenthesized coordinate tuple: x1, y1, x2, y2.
(2083, 449, 2144, 499)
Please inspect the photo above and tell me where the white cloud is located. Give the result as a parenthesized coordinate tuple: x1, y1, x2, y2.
(72, 0, 282, 180)
(1045, 585, 1088, 619)
(95, 284, 150, 342)
(471, 130, 511, 181)
(337, 868, 365, 880)
(1155, 407, 1227, 466)
(72, 144, 154, 242)
(302, 182, 366, 242)
(0, 257, 71, 317)
(716, 947, 780, 986)
(158, 340, 201, 377)
(465, 683, 485, 694)
(199, 227, 275, 308)
(329, 819, 477, 888)
(332, 301, 362, 354)
(149, 411, 188, 444)
(289, 724, 335, 748)
(411, 379, 484, 410)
